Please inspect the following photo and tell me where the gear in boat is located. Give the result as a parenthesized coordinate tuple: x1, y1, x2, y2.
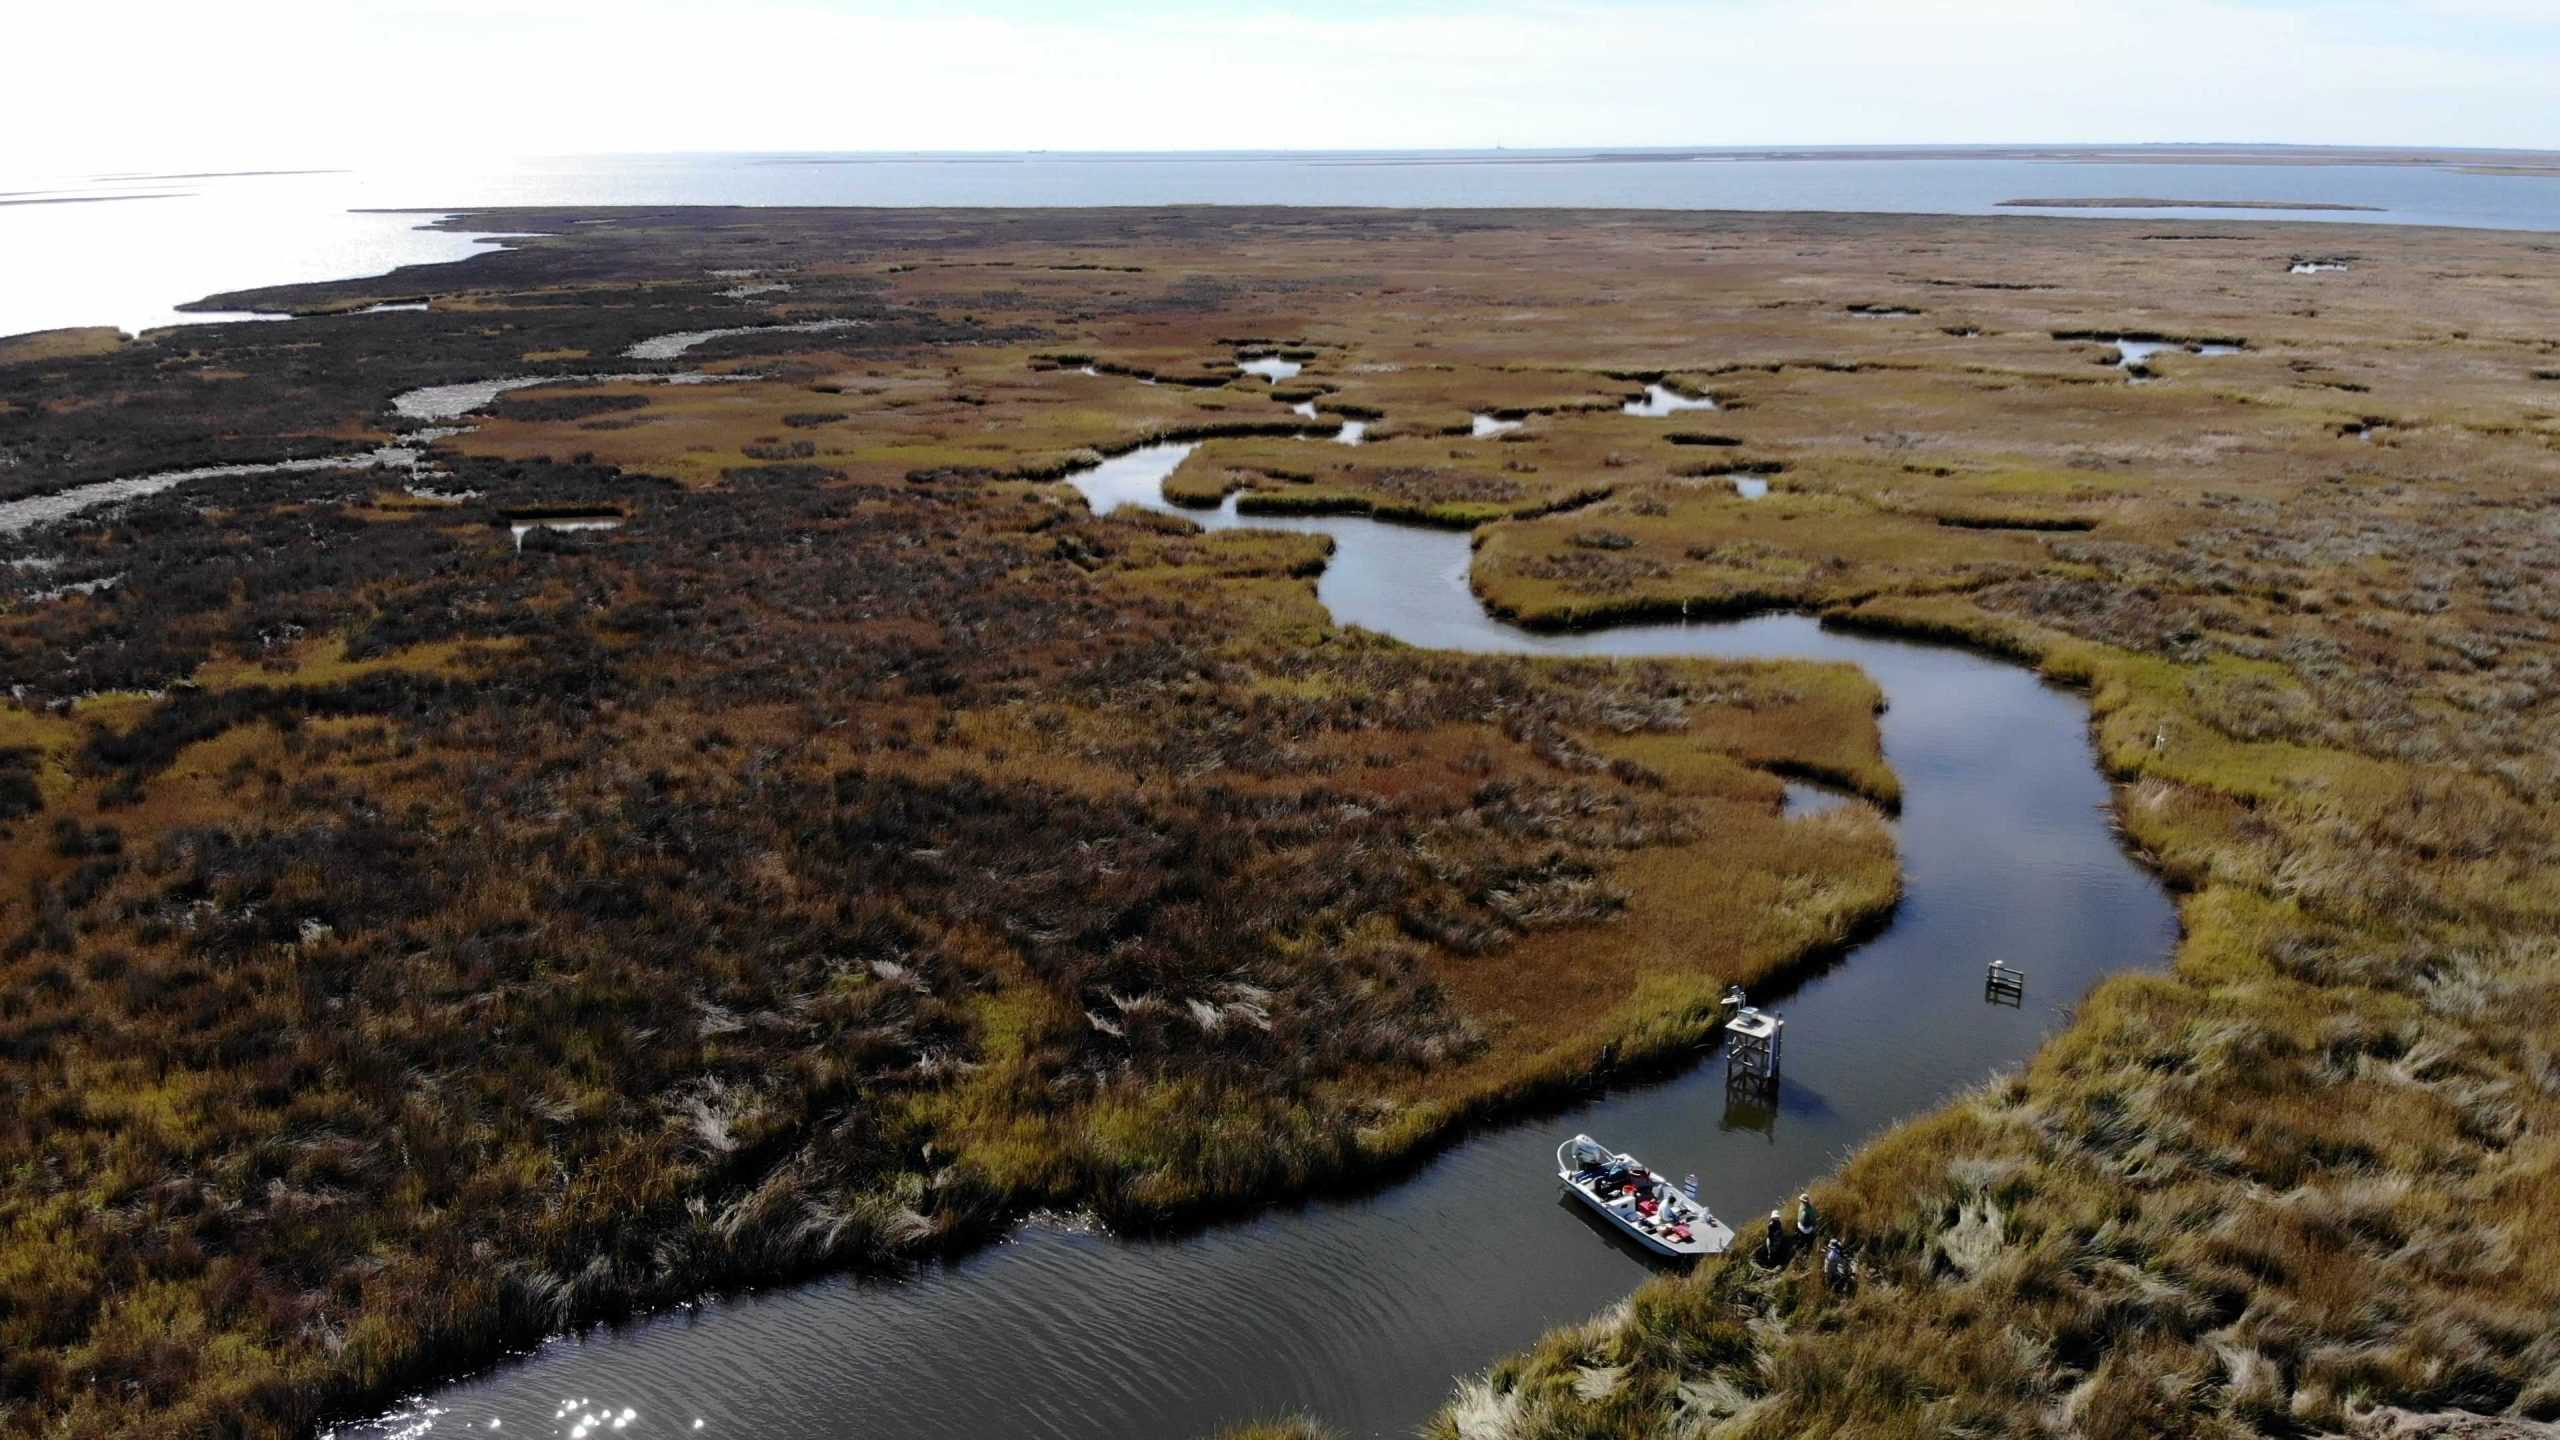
(1555, 1134, 1735, 1257)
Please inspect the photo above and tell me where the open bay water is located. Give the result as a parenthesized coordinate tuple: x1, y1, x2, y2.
(6, 148, 2560, 338)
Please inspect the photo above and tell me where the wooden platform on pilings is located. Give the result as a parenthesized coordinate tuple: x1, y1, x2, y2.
(1985, 959, 2027, 1007)
(1724, 1003, 1784, 1097)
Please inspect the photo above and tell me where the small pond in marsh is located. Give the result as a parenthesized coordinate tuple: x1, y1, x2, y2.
(1621, 382, 1716, 416)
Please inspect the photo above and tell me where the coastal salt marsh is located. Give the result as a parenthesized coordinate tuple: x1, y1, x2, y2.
(12, 204, 2560, 1440)
(346, 442, 2175, 1440)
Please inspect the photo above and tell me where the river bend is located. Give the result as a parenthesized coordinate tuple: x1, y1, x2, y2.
(346, 441, 2178, 1440)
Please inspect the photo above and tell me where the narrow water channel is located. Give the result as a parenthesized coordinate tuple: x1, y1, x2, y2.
(359, 443, 2178, 1440)
(0, 374, 732, 538)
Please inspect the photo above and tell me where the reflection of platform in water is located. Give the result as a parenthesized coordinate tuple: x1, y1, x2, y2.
(1985, 959, 2027, 1008)
(1724, 1003, 1784, 1098)
(1720, 1086, 1778, 1140)
(1719, 1069, 1841, 1142)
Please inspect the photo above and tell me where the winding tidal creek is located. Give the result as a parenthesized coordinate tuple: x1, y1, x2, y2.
(354, 442, 2179, 1440)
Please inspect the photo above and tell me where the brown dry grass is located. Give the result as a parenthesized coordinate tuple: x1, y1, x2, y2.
(8, 204, 2560, 1437)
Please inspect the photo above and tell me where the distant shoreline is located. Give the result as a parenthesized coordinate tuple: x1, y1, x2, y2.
(14, 146, 2560, 340)
(1999, 195, 2384, 211)
(0, 192, 188, 208)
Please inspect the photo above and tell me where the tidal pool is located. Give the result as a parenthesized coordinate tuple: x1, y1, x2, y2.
(360, 441, 2177, 1440)
(2104, 336, 2242, 381)
(1780, 779, 1859, 818)
(510, 517, 626, 549)
(1621, 382, 1716, 416)
(1237, 354, 1303, 381)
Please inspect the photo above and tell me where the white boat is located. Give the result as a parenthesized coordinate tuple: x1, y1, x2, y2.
(1555, 1134, 1734, 1258)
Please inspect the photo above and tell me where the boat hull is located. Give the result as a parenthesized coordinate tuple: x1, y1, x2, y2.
(1554, 1134, 1734, 1257)
(1560, 1181, 1718, 1257)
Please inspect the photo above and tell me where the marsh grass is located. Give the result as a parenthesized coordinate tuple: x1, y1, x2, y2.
(0, 327, 1897, 1436)
(1078, 207, 2560, 1440)
(1383, 454, 2560, 1439)
(9, 203, 2560, 1440)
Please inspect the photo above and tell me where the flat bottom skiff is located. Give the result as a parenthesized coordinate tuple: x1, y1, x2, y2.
(1556, 1134, 1734, 1258)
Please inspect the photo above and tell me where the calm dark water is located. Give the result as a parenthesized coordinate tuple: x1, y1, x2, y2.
(8, 149, 2560, 336)
(349, 443, 2179, 1440)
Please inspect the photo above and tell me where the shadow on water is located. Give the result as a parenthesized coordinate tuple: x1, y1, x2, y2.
(361, 442, 2179, 1440)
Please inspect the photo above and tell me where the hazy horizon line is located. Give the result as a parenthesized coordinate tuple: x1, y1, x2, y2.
(17, 140, 2560, 186)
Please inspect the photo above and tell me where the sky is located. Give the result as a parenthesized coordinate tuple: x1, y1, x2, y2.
(11, 0, 2559, 173)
